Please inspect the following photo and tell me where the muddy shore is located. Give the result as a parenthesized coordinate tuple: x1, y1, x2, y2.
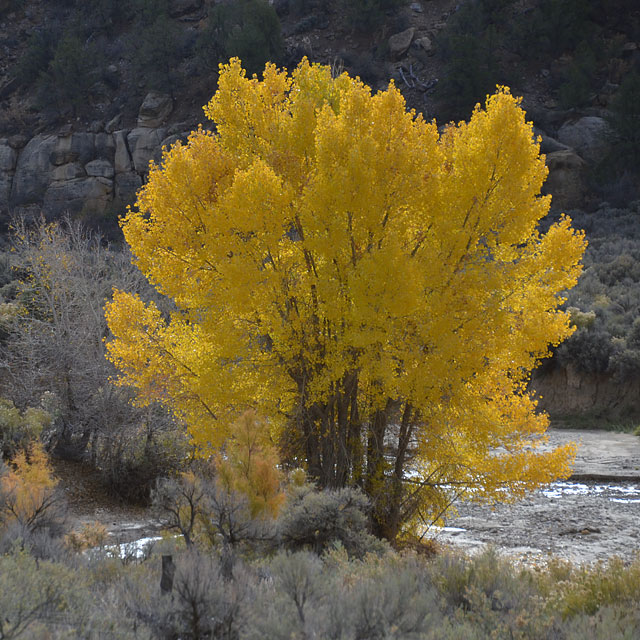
(435, 429, 640, 564)
(57, 428, 640, 564)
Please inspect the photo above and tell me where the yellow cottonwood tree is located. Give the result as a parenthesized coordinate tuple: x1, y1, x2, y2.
(105, 59, 586, 540)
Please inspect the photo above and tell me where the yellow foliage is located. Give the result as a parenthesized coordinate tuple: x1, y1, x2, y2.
(65, 521, 109, 551)
(215, 410, 284, 519)
(105, 58, 585, 539)
(0, 442, 58, 526)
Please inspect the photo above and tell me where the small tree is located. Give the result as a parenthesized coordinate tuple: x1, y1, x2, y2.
(106, 59, 585, 541)
(0, 442, 66, 537)
(0, 219, 185, 499)
(215, 410, 284, 519)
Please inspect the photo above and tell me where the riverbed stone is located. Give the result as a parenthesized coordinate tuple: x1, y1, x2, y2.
(95, 133, 116, 163)
(0, 173, 12, 210)
(543, 149, 587, 210)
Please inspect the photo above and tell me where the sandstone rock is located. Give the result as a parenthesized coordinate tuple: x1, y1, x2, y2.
(127, 127, 167, 174)
(85, 159, 115, 179)
(557, 116, 613, 165)
(7, 134, 28, 149)
(11, 134, 58, 205)
(43, 177, 113, 216)
(52, 162, 86, 181)
(543, 149, 587, 211)
(114, 131, 133, 174)
(88, 121, 104, 133)
(533, 127, 571, 154)
(160, 133, 189, 153)
(0, 140, 17, 172)
(95, 133, 116, 163)
(0, 173, 12, 210)
(388, 28, 415, 61)
(114, 172, 143, 208)
(410, 2, 423, 12)
(138, 92, 173, 128)
(50, 133, 95, 167)
(415, 36, 434, 55)
(105, 113, 122, 134)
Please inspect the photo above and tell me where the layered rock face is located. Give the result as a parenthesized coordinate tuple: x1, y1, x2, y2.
(0, 92, 191, 220)
(0, 90, 618, 219)
(532, 364, 640, 421)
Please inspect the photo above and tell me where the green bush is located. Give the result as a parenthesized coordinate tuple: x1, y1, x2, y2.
(37, 31, 101, 115)
(128, 13, 184, 91)
(434, 1, 506, 120)
(511, 0, 600, 61)
(341, 0, 406, 31)
(558, 42, 600, 109)
(278, 484, 388, 557)
(14, 28, 59, 88)
(0, 397, 52, 461)
(197, 0, 283, 77)
(609, 70, 640, 169)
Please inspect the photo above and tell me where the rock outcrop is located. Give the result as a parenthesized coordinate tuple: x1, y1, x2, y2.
(0, 95, 192, 219)
(556, 116, 613, 165)
(388, 28, 415, 61)
(532, 364, 640, 420)
(544, 149, 588, 211)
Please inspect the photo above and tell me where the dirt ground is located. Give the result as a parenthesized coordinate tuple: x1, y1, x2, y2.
(434, 429, 640, 565)
(55, 429, 640, 563)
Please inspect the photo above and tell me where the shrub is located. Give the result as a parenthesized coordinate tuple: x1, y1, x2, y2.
(153, 468, 274, 551)
(0, 550, 79, 639)
(556, 328, 615, 374)
(197, 0, 283, 76)
(346, 554, 439, 639)
(434, 1, 505, 119)
(0, 219, 186, 500)
(341, 0, 406, 31)
(65, 521, 109, 552)
(278, 484, 388, 557)
(0, 443, 66, 538)
(246, 551, 324, 639)
(558, 42, 600, 109)
(125, 550, 250, 639)
(14, 28, 59, 88)
(96, 413, 189, 504)
(510, 0, 599, 61)
(129, 13, 184, 91)
(214, 410, 284, 520)
(37, 31, 101, 115)
(608, 70, 640, 170)
(153, 471, 208, 547)
(0, 397, 52, 461)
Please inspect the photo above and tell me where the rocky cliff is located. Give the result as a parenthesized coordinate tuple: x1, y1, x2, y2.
(0, 0, 636, 223)
(0, 91, 194, 224)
